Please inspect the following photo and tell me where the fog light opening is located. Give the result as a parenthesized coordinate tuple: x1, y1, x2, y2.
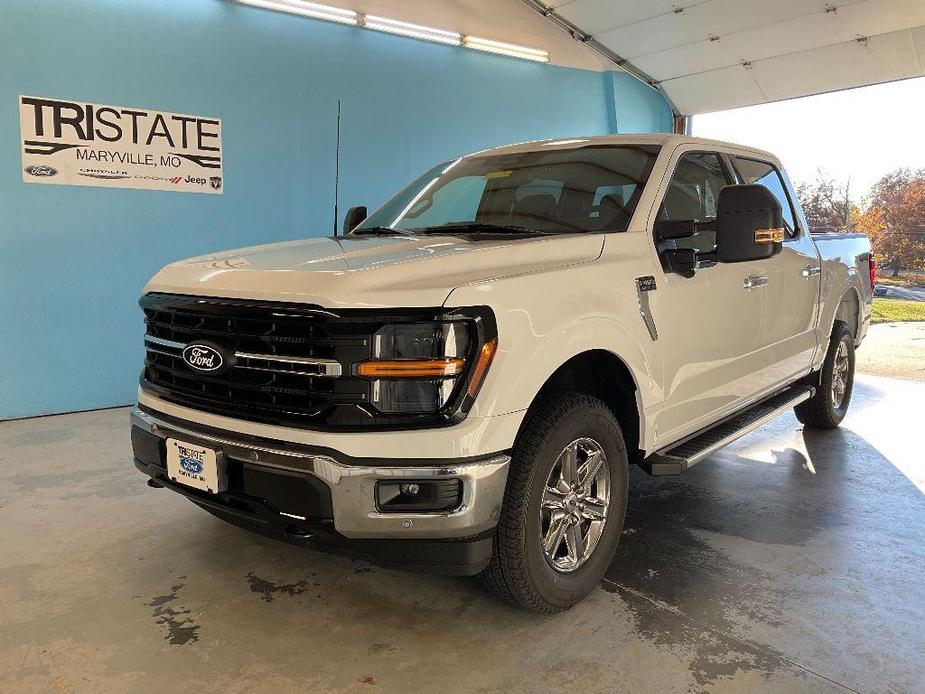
(376, 479, 462, 513)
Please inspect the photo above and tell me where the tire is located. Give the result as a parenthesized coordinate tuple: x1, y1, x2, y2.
(795, 320, 855, 429)
(480, 393, 629, 612)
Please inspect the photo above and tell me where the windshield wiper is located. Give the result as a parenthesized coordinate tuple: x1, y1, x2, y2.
(350, 226, 413, 236)
(412, 223, 556, 236)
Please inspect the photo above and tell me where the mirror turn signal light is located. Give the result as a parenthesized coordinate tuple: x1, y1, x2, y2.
(356, 358, 466, 378)
(755, 227, 785, 244)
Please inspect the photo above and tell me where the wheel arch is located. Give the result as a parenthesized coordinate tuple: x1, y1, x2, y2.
(516, 349, 645, 464)
(834, 286, 861, 342)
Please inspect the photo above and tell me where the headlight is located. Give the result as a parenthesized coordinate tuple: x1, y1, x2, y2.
(356, 320, 496, 414)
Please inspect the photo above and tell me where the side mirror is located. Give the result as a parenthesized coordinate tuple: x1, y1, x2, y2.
(343, 205, 367, 234)
(654, 219, 698, 240)
(716, 184, 784, 263)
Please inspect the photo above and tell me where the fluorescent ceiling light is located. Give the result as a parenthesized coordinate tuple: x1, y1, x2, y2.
(463, 36, 549, 63)
(364, 15, 461, 46)
(234, 2, 551, 65)
(237, 0, 357, 25)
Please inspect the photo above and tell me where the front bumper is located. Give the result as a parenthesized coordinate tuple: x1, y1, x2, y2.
(131, 406, 511, 572)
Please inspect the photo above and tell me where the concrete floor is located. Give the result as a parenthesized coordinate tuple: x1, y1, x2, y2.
(1, 374, 923, 693)
(855, 322, 925, 380)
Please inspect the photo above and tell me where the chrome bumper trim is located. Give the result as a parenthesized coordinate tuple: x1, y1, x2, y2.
(131, 407, 510, 540)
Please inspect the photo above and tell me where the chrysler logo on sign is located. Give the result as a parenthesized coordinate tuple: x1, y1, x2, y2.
(182, 344, 225, 373)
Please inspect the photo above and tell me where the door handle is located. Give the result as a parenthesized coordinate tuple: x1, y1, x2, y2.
(802, 265, 821, 278)
(743, 275, 768, 289)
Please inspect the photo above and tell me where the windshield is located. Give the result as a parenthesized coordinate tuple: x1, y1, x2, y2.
(355, 144, 660, 235)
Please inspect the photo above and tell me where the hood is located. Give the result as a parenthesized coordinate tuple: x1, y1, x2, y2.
(144, 233, 604, 308)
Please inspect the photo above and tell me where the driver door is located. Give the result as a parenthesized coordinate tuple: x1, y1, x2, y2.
(646, 148, 769, 448)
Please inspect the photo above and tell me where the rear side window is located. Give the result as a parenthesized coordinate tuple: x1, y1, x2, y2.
(732, 157, 797, 235)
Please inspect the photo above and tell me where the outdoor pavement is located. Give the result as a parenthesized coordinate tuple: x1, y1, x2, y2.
(2, 371, 923, 693)
(856, 321, 925, 380)
(875, 284, 925, 302)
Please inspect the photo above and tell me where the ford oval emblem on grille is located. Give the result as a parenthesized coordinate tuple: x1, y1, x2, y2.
(182, 344, 225, 372)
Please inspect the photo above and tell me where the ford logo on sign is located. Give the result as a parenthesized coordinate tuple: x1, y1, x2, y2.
(24, 164, 58, 177)
(179, 457, 204, 475)
(182, 344, 224, 373)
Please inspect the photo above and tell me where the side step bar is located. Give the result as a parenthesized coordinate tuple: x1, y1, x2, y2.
(641, 386, 814, 476)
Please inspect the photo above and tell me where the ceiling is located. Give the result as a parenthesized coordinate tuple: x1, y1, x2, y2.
(262, 0, 610, 70)
(538, 0, 925, 114)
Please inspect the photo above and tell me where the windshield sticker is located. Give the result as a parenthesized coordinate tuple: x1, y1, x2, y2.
(485, 170, 513, 179)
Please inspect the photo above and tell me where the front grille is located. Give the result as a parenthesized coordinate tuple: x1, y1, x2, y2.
(140, 293, 467, 430)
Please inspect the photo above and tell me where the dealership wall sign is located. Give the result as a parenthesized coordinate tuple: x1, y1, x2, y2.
(19, 96, 223, 194)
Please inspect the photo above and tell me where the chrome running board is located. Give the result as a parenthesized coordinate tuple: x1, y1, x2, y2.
(642, 386, 814, 476)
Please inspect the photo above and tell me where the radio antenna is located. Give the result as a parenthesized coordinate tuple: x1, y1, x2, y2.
(333, 99, 341, 237)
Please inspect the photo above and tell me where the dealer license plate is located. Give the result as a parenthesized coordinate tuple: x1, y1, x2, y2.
(166, 439, 224, 494)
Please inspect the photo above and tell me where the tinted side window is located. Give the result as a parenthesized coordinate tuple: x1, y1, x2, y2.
(658, 152, 730, 253)
(732, 157, 797, 235)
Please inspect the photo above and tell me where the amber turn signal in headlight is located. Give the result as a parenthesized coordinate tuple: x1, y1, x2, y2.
(467, 338, 497, 398)
(356, 358, 466, 378)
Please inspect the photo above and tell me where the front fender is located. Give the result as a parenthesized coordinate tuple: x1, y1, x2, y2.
(445, 266, 662, 450)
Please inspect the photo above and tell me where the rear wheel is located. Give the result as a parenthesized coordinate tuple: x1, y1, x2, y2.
(795, 320, 855, 429)
(480, 394, 628, 612)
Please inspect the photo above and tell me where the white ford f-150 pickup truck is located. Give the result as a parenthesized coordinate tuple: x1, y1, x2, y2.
(132, 134, 873, 611)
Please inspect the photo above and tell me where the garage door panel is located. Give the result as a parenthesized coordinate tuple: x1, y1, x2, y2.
(595, 0, 817, 64)
(633, 0, 925, 80)
(549, 0, 692, 35)
(914, 24, 925, 67)
(661, 67, 768, 115)
(664, 25, 925, 113)
(751, 29, 924, 103)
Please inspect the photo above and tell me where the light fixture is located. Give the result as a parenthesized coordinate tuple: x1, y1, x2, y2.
(233, 2, 551, 64)
(462, 36, 549, 63)
(364, 15, 461, 46)
(236, 0, 357, 25)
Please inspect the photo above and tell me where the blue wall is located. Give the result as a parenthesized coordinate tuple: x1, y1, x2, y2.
(0, 0, 672, 419)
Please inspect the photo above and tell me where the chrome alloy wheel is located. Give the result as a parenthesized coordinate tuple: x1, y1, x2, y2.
(540, 437, 610, 573)
(832, 340, 850, 409)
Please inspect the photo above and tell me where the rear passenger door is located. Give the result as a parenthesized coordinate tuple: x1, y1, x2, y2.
(730, 156, 820, 386)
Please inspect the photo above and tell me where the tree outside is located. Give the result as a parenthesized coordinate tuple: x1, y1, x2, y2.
(795, 170, 858, 233)
(796, 168, 925, 277)
(855, 169, 925, 275)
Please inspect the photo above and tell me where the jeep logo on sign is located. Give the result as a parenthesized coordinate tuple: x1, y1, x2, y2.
(182, 344, 224, 372)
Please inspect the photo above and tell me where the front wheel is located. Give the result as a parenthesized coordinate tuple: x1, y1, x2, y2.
(480, 394, 628, 612)
(795, 320, 855, 429)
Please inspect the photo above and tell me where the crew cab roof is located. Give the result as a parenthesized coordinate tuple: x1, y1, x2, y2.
(468, 134, 780, 164)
